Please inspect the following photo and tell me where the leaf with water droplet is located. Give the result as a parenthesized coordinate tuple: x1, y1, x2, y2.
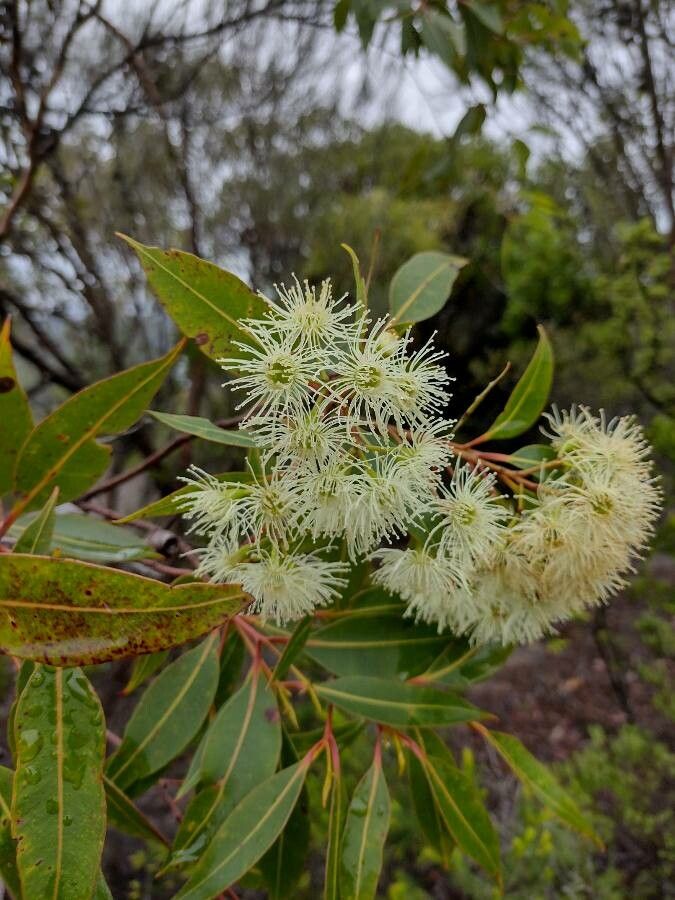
(339, 753, 390, 900)
(12, 665, 106, 899)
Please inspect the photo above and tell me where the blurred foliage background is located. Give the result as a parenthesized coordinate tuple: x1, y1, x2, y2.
(1, 0, 673, 896)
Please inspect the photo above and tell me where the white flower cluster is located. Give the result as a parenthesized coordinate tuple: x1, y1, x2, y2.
(179, 277, 458, 623)
(378, 406, 661, 645)
(179, 276, 661, 643)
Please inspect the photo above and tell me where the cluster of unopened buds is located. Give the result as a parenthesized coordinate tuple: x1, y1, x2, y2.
(179, 277, 662, 644)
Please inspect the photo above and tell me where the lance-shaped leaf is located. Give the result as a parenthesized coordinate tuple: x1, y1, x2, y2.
(408, 751, 454, 866)
(170, 667, 281, 865)
(115, 471, 252, 524)
(175, 761, 309, 900)
(422, 751, 501, 881)
(119, 235, 268, 361)
(307, 609, 450, 678)
(104, 776, 169, 847)
(476, 727, 600, 844)
(339, 753, 390, 900)
(315, 676, 483, 728)
(0, 319, 33, 497)
(107, 632, 220, 791)
(482, 326, 553, 442)
(259, 733, 310, 899)
(122, 651, 170, 696)
(13, 666, 106, 900)
(13, 487, 59, 555)
(324, 767, 347, 900)
(14, 342, 183, 509)
(0, 766, 21, 899)
(0, 555, 246, 666)
(272, 616, 312, 681)
(10, 513, 159, 563)
(389, 251, 467, 325)
(150, 411, 256, 447)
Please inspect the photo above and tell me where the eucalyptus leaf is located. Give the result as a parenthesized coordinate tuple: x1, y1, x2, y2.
(482, 326, 553, 441)
(0, 555, 245, 666)
(339, 755, 390, 900)
(10, 512, 158, 563)
(150, 410, 256, 447)
(0, 319, 33, 497)
(13, 487, 59, 555)
(175, 762, 309, 900)
(315, 676, 483, 727)
(15, 342, 183, 509)
(13, 666, 106, 900)
(171, 668, 281, 865)
(477, 728, 601, 845)
(107, 632, 220, 790)
(0, 765, 21, 899)
(119, 235, 268, 362)
(389, 251, 467, 325)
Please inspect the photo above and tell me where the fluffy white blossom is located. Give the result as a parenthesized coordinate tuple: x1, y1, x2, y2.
(225, 549, 349, 624)
(258, 276, 360, 347)
(429, 465, 508, 569)
(177, 468, 247, 539)
(248, 401, 347, 465)
(389, 332, 452, 425)
(372, 546, 465, 629)
(218, 329, 317, 418)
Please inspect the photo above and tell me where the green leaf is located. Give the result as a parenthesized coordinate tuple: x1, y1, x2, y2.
(15, 342, 183, 509)
(175, 762, 309, 900)
(0, 765, 21, 899)
(341, 243, 367, 308)
(315, 676, 483, 728)
(10, 513, 159, 563)
(408, 751, 454, 866)
(422, 641, 512, 687)
(482, 326, 554, 441)
(477, 728, 601, 844)
(13, 487, 59, 554)
(8, 661, 34, 764)
(150, 411, 256, 447)
(93, 872, 113, 900)
(114, 472, 252, 524)
(465, 1, 503, 33)
(272, 615, 312, 681)
(171, 668, 281, 865)
(324, 767, 347, 900)
(507, 443, 557, 469)
(122, 651, 170, 695)
(0, 554, 245, 666)
(453, 103, 487, 140)
(422, 751, 501, 880)
(107, 632, 220, 790)
(420, 10, 466, 66)
(307, 604, 451, 678)
(104, 775, 169, 847)
(13, 666, 106, 900)
(119, 235, 268, 362)
(259, 734, 309, 899)
(389, 251, 467, 325)
(339, 754, 390, 900)
(0, 319, 33, 497)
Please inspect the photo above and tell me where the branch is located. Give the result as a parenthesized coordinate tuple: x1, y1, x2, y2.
(78, 415, 244, 501)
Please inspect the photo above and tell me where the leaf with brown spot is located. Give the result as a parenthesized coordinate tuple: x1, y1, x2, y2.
(118, 235, 268, 365)
(0, 555, 247, 666)
(0, 319, 33, 496)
